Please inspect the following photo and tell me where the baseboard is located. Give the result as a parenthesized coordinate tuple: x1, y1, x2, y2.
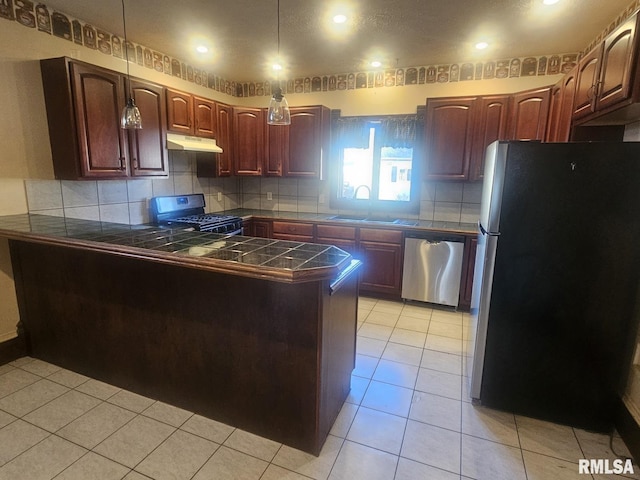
(616, 396, 640, 463)
(0, 333, 26, 365)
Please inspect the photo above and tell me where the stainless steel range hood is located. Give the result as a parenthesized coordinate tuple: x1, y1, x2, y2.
(166, 133, 223, 153)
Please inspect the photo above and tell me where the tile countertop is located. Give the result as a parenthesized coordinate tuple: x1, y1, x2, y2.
(225, 209, 478, 235)
(0, 214, 352, 283)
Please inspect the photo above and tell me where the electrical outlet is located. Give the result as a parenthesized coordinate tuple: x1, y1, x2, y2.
(318, 194, 325, 204)
(217, 192, 222, 201)
(267, 192, 273, 201)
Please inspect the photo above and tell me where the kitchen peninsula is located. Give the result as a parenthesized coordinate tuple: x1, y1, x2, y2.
(0, 214, 361, 455)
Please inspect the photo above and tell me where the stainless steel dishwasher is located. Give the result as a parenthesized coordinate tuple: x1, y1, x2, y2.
(401, 233, 465, 307)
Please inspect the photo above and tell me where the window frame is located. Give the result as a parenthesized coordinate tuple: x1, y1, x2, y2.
(330, 117, 420, 215)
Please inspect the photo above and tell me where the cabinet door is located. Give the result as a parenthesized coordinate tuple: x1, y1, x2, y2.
(272, 221, 315, 240)
(265, 123, 287, 176)
(253, 220, 272, 238)
(233, 107, 264, 176)
(424, 97, 476, 181)
(358, 228, 403, 296)
(194, 96, 216, 138)
(166, 88, 193, 134)
(470, 95, 509, 181)
(285, 106, 329, 178)
(215, 103, 233, 177)
(128, 79, 168, 177)
(70, 62, 129, 177)
(459, 236, 478, 310)
(545, 82, 563, 142)
(597, 13, 638, 111)
(358, 241, 403, 296)
(317, 225, 357, 254)
(507, 87, 551, 141)
(573, 46, 602, 119)
(556, 71, 577, 142)
(546, 73, 577, 143)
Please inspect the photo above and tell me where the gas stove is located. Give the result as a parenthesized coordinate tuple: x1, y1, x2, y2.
(149, 194, 243, 235)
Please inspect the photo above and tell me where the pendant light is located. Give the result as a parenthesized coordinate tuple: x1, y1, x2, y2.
(267, 0, 291, 125)
(120, 0, 142, 129)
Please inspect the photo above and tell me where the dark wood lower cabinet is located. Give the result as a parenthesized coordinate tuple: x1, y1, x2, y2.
(272, 221, 314, 242)
(458, 236, 478, 310)
(357, 228, 404, 298)
(10, 240, 359, 455)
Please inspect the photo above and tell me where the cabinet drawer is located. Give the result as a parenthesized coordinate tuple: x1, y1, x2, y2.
(272, 221, 314, 236)
(272, 233, 314, 243)
(317, 224, 356, 240)
(359, 228, 403, 244)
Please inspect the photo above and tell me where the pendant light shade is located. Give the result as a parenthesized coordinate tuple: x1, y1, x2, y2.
(267, 0, 291, 125)
(267, 85, 291, 125)
(120, 0, 142, 129)
(121, 97, 142, 129)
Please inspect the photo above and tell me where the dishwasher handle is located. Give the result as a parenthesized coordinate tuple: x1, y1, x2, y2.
(404, 232, 465, 244)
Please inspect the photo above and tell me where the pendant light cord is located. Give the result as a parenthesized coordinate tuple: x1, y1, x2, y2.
(276, 0, 280, 89)
(122, 0, 132, 98)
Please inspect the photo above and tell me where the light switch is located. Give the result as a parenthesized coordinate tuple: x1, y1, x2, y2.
(267, 192, 273, 201)
(217, 192, 222, 201)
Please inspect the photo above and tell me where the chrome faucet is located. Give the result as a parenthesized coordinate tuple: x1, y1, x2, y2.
(353, 184, 372, 217)
(353, 184, 371, 200)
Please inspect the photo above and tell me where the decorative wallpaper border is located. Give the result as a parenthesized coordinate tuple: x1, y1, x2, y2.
(0, 0, 636, 98)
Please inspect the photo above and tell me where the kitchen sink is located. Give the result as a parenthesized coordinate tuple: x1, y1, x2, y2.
(327, 214, 367, 221)
(327, 214, 409, 224)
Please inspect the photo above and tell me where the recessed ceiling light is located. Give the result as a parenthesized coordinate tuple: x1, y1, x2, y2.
(475, 41, 489, 50)
(196, 45, 209, 54)
(333, 14, 347, 24)
(272, 63, 283, 71)
(543, 0, 560, 4)
(371, 60, 382, 68)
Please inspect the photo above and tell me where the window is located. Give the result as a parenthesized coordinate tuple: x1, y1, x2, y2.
(332, 116, 419, 214)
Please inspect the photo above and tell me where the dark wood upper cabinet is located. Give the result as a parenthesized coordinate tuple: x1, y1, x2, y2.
(598, 14, 638, 111)
(194, 96, 216, 138)
(215, 102, 233, 177)
(573, 47, 601, 119)
(197, 102, 233, 178)
(424, 97, 476, 181)
(573, 13, 639, 121)
(546, 69, 577, 142)
(470, 95, 509, 181)
(167, 89, 217, 140)
(166, 88, 194, 134)
(265, 105, 330, 178)
(507, 87, 551, 141)
(41, 57, 130, 179)
(128, 79, 168, 177)
(233, 107, 264, 176)
(286, 106, 330, 178)
(265, 123, 287, 176)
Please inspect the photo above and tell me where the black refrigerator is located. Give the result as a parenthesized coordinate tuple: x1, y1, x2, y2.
(470, 140, 640, 432)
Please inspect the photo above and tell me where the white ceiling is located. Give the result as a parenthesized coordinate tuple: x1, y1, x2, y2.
(41, 0, 634, 81)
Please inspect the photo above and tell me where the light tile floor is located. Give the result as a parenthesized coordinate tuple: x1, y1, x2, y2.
(0, 296, 638, 479)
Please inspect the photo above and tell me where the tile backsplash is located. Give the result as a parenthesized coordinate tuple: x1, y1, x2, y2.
(24, 153, 482, 225)
(238, 177, 482, 223)
(25, 152, 241, 225)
